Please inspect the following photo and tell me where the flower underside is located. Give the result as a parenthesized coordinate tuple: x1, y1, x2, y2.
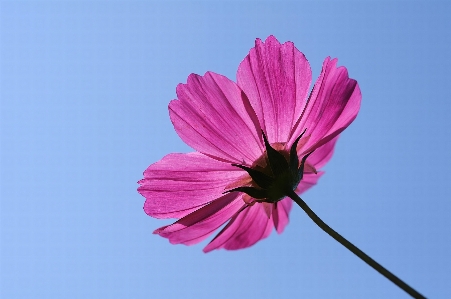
(225, 129, 313, 203)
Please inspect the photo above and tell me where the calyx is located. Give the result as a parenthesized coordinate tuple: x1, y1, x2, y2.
(225, 129, 313, 203)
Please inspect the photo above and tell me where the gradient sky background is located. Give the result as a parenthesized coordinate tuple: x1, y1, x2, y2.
(1, 1, 451, 298)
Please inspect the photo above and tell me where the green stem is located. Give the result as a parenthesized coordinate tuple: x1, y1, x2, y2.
(286, 190, 425, 299)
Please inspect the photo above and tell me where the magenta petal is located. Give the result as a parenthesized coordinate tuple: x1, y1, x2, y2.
(296, 172, 324, 194)
(237, 35, 312, 144)
(203, 203, 274, 252)
(289, 57, 362, 154)
(273, 197, 293, 234)
(304, 135, 339, 170)
(155, 193, 245, 246)
(169, 71, 263, 165)
(138, 152, 244, 219)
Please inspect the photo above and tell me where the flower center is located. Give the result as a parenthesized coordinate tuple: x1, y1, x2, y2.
(225, 129, 313, 203)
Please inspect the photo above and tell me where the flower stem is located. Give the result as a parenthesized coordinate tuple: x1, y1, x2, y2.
(286, 190, 425, 299)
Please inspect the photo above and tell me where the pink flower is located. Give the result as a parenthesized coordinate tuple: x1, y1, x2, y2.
(138, 36, 361, 252)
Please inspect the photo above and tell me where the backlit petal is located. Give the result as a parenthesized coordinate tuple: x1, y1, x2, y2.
(204, 203, 274, 252)
(169, 72, 263, 165)
(273, 197, 293, 234)
(155, 193, 245, 246)
(138, 152, 244, 219)
(296, 172, 324, 194)
(237, 35, 312, 144)
(306, 136, 339, 169)
(288, 57, 361, 154)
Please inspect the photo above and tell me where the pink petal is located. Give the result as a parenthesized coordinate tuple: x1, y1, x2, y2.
(138, 152, 244, 219)
(203, 203, 274, 252)
(273, 197, 293, 234)
(304, 135, 339, 169)
(288, 57, 362, 154)
(155, 193, 246, 246)
(261, 202, 274, 218)
(202, 172, 323, 252)
(169, 72, 263, 165)
(237, 35, 312, 144)
(296, 171, 324, 194)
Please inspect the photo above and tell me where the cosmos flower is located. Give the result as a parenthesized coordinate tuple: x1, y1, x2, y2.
(138, 35, 361, 252)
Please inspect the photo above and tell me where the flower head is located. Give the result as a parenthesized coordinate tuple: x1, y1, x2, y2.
(138, 36, 361, 252)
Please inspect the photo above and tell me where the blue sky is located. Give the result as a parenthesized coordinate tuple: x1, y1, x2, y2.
(1, 1, 450, 298)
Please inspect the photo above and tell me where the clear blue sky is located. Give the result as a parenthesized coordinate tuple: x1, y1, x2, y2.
(1, 1, 450, 298)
